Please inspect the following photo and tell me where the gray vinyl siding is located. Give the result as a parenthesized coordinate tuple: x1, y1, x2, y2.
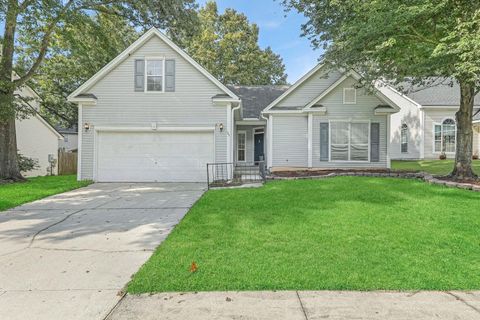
(474, 129, 480, 156)
(79, 35, 228, 180)
(276, 68, 342, 108)
(272, 115, 308, 167)
(423, 109, 458, 159)
(311, 77, 388, 168)
(271, 76, 389, 169)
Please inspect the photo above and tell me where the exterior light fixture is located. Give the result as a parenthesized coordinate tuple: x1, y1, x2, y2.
(218, 123, 224, 132)
(84, 123, 90, 131)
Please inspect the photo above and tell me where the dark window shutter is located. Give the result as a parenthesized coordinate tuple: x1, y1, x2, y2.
(165, 59, 175, 92)
(320, 123, 329, 161)
(134, 59, 145, 92)
(370, 123, 380, 162)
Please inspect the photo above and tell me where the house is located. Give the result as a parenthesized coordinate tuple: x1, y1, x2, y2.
(57, 126, 78, 151)
(382, 81, 480, 160)
(68, 28, 403, 182)
(15, 83, 63, 177)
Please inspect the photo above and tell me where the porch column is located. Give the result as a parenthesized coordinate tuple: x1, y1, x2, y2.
(226, 102, 232, 164)
(267, 115, 273, 169)
(308, 113, 313, 168)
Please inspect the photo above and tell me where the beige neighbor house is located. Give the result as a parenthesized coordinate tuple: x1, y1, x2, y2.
(68, 28, 404, 182)
(15, 83, 63, 176)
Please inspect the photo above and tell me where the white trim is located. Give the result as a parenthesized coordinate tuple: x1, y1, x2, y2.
(420, 109, 425, 158)
(343, 88, 357, 105)
(236, 119, 267, 125)
(308, 113, 313, 168)
(387, 116, 391, 168)
(236, 130, 247, 162)
(264, 110, 304, 114)
(67, 28, 238, 102)
(329, 120, 371, 163)
(262, 63, 325, 113)
(94, 126, 215, 133)
(377, 81, 422, 108)
(77, 104, 83, 180)
(268, 115, 273, 168)
(419, 105, 463, 110)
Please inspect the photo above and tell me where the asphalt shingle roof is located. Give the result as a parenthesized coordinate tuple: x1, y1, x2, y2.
(227, 85, 290, 119)
(398, 79, 480, 106)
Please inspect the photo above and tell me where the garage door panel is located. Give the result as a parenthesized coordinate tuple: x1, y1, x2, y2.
(96, 131, 214, 182)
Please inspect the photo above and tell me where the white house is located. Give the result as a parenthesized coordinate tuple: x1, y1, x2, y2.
(68, 28, 403, 182)
(381, 82, 480, 160)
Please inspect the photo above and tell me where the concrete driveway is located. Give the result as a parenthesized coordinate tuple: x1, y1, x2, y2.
(0, 183, 206, 320)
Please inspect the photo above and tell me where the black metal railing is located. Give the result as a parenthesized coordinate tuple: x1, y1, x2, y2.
(206, 161, 266, 189)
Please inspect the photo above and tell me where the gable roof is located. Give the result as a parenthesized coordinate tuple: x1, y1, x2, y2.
(68, 28, 239, 102)
(397, 79, 480, 106)
(228, 85, 289, 119)
(16, 95, 63, 139)
(474, 109, 480, 123)
(262, 63, 325, 113)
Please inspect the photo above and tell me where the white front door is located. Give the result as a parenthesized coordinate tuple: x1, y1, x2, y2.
(96, 131, 214, 182)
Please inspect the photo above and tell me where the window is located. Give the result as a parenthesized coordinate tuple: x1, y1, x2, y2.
(146, 59, 164, 91)
(434, 118, 456, 153)
(330, 122, 369, 161)
(343, 88, 356, 104)
(401, 124, 408, 153)
(237, 131, 246, 162)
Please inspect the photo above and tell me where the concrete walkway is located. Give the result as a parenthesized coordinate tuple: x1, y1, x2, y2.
(0, 183, 205, 320)
(107, 291, 480, 320)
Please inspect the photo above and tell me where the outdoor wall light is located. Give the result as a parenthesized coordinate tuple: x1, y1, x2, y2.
(84, 123, 90, 131)
(218, 123, 224, 132)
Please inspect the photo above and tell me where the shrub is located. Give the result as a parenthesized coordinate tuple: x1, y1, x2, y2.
(439, 152, 447, 160)
(17, 153, 39, 173)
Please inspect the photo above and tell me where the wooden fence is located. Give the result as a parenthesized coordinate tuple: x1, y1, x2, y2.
(58, 151, 77, 175)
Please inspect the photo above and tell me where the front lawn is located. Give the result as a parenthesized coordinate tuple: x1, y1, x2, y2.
(0, 175, 91, 212)
(128, 177, 480, 293)
(392, 159, 480, 176)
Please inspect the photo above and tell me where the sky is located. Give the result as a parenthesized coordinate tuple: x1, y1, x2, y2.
(0, 1, 321, 83)
(197, 0, 321, 83)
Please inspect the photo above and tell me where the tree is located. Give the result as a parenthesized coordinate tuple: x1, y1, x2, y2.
(17, 13, 139, 128)
(184, 1, 287, 86)
(0, 0, 197, 181)
(282, 0, 480, 180)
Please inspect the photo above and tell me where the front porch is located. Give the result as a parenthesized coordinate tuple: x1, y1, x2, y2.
(235, 123, 267, 166)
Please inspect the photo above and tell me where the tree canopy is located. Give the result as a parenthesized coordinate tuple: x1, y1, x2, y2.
(184, 1, 287, 86)
(282, 0, 480, 179)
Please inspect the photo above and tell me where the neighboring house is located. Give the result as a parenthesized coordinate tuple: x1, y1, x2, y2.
(57, 126, 78, 151)
(382, 82, 480, 160)
(68, 28, 403, 182)
(14, 83, 63, 177)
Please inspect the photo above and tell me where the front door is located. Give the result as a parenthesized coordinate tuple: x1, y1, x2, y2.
(254, 133, 264, 163)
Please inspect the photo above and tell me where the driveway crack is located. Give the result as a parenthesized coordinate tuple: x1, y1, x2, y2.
(447, 291, 480, 314)
(296, 291, 309, 320)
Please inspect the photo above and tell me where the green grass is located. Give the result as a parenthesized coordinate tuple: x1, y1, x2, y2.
(392, 159, 480, 175)
(0, 175, 91, 211)
(128, 177, 480, 293)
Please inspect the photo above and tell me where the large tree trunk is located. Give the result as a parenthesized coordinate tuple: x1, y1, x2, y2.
(450, 81, 477, 180)
(0, 0, 24, 181)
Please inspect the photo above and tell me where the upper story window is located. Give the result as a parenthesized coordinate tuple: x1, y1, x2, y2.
(343, 88, 357, 104)
(401, 124, 408, 153)
(146, 59, 164, 92)
(434, 118, 456, 153)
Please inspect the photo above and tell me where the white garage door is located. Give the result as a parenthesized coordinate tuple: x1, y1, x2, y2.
(96, 131, 214, 182)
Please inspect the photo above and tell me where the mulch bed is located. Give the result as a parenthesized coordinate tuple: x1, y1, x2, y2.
(273, 168, 399, 177)
(435, 176, 480, 186)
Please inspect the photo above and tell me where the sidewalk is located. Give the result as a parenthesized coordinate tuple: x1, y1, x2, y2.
(107, 290, 480, 320)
